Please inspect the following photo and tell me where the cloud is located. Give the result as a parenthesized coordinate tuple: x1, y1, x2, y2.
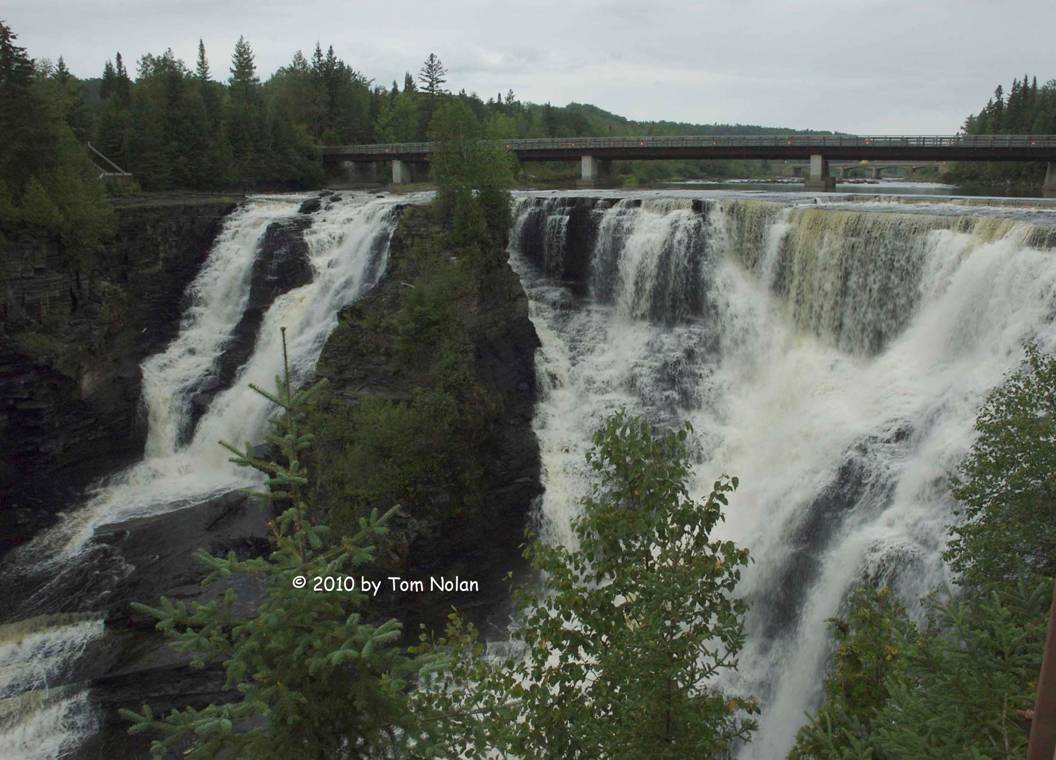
(6, 0, 1055, 133)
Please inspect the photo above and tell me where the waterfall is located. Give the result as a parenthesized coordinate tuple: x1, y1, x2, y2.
(0, 192, 402, 760)
(510, 193, 1056, 757)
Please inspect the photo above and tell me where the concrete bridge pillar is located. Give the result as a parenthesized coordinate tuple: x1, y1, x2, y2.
(346, 161, 377, 184)
(392, 159, 412, 185)
(870, 166, 882, 180)
(579, 155, 611, 186)
(804, 154, 835, 192)
(1045, 162, 1056, 198)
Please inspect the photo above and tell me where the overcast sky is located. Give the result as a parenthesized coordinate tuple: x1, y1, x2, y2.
(5, 0, 1054, 134)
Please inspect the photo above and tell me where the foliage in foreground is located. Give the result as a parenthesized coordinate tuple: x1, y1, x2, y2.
(121, 349, 446, 759)
(416, 412, 757, 759)
(793, 343, 1056, 759)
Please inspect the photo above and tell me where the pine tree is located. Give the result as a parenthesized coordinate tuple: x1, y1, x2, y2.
(114, 51, 131, 104)
(403, 71, 416, 93)
(417, 413, 757, 758)
(100, 59, 115, 99)
(417, 53, 447, 96)
(0, 19, 45, 194)
(195, 39, 210, 81)
(229, 35, 258, 99)
(54, 55, 71, 83)
(122, 332, 447, 759)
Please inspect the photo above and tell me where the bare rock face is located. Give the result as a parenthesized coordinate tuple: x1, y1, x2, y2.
(0, 491, 272, 760)
(0, 198, 239, 558)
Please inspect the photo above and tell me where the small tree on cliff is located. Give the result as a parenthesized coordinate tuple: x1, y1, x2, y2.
(122, 331, 447, 759)
(416, 413, 758, 759)
(427, 99, 515, 253)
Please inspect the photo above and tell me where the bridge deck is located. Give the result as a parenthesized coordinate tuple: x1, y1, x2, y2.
(323, 134, 1056, 164)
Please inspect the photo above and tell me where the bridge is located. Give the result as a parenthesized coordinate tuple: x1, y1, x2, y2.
(322, 135, 1056, 195)
(783, 160, 946, 180)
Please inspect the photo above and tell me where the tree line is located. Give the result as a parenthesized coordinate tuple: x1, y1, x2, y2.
(951, 74, 1056, 190)
(2, 16, 817, 211)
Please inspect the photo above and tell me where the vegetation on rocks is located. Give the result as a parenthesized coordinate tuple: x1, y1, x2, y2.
(793, 343, 1056, 759)
(122, 355, 448, 759)
(413, 414, 756, 759)
(309, 100, 517, 545)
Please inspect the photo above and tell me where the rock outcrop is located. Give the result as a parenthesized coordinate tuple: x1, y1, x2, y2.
(0, 197, 240, 557)
(314, 205, 541, 636)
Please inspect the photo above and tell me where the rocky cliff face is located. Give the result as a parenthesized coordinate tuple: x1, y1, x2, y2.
(0, 195, 542, 758)
(314, 205, 542, 636)
(0, 197, 239, 556)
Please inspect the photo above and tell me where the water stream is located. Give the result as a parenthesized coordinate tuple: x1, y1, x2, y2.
(0, 192, 401, 759)
(510, 192, 1056, 757)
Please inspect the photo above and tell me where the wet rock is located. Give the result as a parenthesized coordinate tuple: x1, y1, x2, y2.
(81, 491, 269, 758)
(0, 197, 240, 558)
(184, 217, 313, 437)
(315, 205, 541, 638)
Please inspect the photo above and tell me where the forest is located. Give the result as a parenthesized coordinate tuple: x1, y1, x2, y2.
(0, 16, 814, 219)
(950, 74, 1056, 189)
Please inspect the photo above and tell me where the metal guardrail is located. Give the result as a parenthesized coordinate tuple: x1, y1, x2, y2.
(322, 134, 1056, 156)
(86, 141, 133, 179)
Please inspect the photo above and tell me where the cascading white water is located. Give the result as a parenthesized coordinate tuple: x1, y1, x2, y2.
(140, 198, 304, 458)
(510, 193, 1056, 758)
(15, 194, 398, 566)
(0, 192, 402, 760)
(0, 615, 104, 760)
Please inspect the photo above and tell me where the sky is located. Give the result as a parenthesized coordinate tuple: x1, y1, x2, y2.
(5, 0, 1055, 134)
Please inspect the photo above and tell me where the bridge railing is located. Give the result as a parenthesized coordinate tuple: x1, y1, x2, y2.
(322, 134, 1056, 157)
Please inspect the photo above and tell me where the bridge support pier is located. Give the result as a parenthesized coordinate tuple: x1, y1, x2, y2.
(1045, 162, 1056, 198)
(345, 161, 377, 184)
(579, 155, 611, 186)
(391, 159, 412, 185)
(870, 167, 882, 180)
(804, 154, 835, 192)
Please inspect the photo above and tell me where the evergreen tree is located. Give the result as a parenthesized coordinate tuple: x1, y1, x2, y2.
(229, 35, 259, 99)
(114, 51, 131, 104)
(0, 18, 40, 193)
(417, 413, 757, 758)
(228, 36, 263, 181)
(100, 59, 115, 99)
(195, 39, 210, 81)
(417, 53, 447, 96)
(427, 98, 515, 250)
(403, 71, 416, 93)
(54, 56, 70, 83)
(375, 90, 419, 143)
(946, 342, 1056, 592)
(123, 335, 446, 759)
